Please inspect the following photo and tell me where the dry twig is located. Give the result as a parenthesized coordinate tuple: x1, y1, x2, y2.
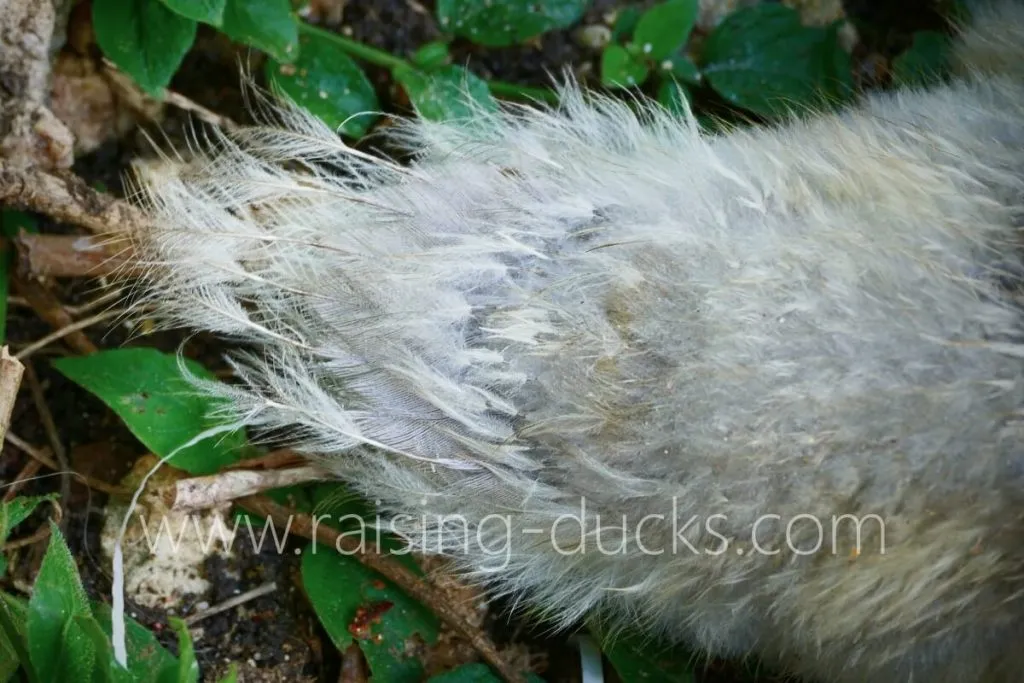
(183, 581, 278, 625)
(4, 431, 126, 496)
(14, 307, 123, 360)
(12, 275, 97, 355)
(166, 465, 328, 511)
(0, 346, 24, 445)
(23, 362, 70, 528)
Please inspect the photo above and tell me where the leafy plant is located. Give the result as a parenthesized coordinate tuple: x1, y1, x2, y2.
(92, 0, 299, 96)
(266, 26, 380, 137)
(52, 347, 250, 475)
(700, 4, 853, 118)
(598, 627, 697, 682)
(1, 523, 232, 682)
(892, 30, 952, 86)
(601, 1, 854, 120)
(436, 0, 589, 47)
(0, 494, 57, 577)
(601, 0, 701, 105)
(302, 545, 440, 682)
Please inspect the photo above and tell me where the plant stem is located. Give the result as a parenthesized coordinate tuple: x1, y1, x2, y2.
(487, 79, 560, 103)
(297, 22, 559, 104)
(299, 22, 408, 71)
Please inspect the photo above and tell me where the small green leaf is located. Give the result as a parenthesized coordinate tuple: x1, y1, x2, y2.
(220, 0, 299, 62)
(600, 628, 697, 683)
(92, 0, 197, 95)
(92, 603, 180, 683)
(0, 495, 56, 543)
(1, 495, 58, 577)
(658, 53, 701, 84)
(632, 0, 698, 61)
(302, 545, 439, 682)
(169, 618, 200, 683)
(216, 664, 239, 683)
(73, 615, 134, 683)
(701, 5, 850, 118)
(892, 30, 951, 87)
(159, 0, 226, 25)
(54, 617, 97, 682)
(411, 41, 452, 70)
(436, 0, 588, 47)
(0, 593, 32, 683)
(266, 28, 378, 138)
(426, 662, 545, 683)
(52, 348, 248, 474)
(657, 79, 691, 115)
(601, 44, 650, 88)
(27, 524, 92, 683)
(610, 5, 643, 42)
(394, 65, 497, 121)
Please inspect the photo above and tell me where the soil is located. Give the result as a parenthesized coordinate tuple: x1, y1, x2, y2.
(1, 0, 945, 681)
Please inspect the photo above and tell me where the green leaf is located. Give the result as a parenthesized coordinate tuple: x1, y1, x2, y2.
(600, 628, 697, 683)
(632, 0, 698, 61)
(54, 617, 98, 682)
(216, 664, 239, 683)
(393, 65, 497, 121)
(411, 41, 452, 70)
(0, 207, 39, 345)
(701, 5, 850, 118)
(27, 524, 92, 683)
(266, 28, 378, 138)
(169, 618, 200, 683)
(426, 662, 545, 683)
(0, 495, 56, 543)
(436, 0, 588, 47)
(221, 0, 298, 63)
(0, 593, 32, 683)
(610, 5, 643, 42)
(892, 30, 951, 87)
(52, 348, 248, 474)
(657, 79, 691, 115)
(92, 603, 180, 683)
(73, 615, 134, 683)
(1, 494, 58, 577)
(601, 44, 650, 88)
(92, 0, 197, 96)
(158, 0, 226, 25)
(657, 54, 701, 84)
(302, 545, 439, 682)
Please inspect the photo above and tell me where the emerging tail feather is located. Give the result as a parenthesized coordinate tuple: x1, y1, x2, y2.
(125, 3, 1024, 681)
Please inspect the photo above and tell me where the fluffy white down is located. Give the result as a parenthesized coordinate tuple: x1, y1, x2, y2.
(125, 3, 1024, 681)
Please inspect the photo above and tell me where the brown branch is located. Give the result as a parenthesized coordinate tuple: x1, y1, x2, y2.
(235, 495, 526, 683)
(0, 161, 145, 235)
